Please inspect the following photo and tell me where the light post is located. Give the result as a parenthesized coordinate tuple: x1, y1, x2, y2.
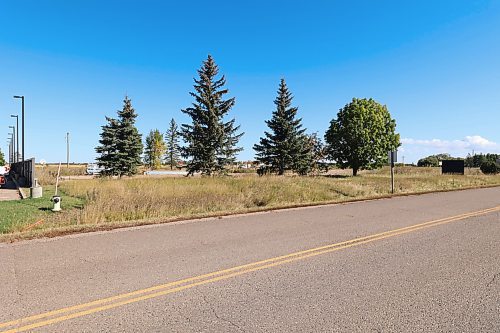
(13, 95, 24, 161)
(8, 126, 15, 163)
(10, 115, 19, 162)
(8, 133, 13, 164)
(7, 139, 12, 164)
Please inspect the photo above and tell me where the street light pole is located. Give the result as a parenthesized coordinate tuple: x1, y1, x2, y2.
(8, 126, 15, 163)
(10, 115, 19, 162)
(8, 139, 12, 164)
(13, 95, 25, 161)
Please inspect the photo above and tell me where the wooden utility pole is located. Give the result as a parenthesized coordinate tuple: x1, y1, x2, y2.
(66, 132, 70, 168)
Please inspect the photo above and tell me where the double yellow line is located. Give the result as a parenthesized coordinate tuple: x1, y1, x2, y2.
(1, 206, 499, 333)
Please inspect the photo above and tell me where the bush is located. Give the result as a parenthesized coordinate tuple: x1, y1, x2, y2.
(480, 161, 499, 174)
(417, 156, 439, 167)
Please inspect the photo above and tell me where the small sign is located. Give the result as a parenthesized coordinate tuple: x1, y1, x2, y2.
(388, 151, 397, 164)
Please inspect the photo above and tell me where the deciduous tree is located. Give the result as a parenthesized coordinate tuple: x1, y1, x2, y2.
(325, 98, 400, 176)
(144, 129, 166, 170)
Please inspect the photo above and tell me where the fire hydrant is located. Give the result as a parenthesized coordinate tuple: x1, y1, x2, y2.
(51, 195, 62, 212)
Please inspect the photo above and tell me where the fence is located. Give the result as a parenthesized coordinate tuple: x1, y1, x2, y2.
(11, 158, 36, 187)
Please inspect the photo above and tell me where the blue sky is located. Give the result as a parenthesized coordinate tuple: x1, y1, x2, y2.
(1, 0, 499, 164)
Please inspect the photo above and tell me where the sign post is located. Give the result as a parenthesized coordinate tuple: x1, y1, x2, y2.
(388, 150, 397, 194)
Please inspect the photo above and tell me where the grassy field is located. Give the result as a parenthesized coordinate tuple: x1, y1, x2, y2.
(0, 185, 84, 234)
(1, 166, 499, 240)
(36, 164, 87, 185)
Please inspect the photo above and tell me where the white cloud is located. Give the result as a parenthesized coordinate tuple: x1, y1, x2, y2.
(400, 135, 499, 163)
(401, 135, 498, 151)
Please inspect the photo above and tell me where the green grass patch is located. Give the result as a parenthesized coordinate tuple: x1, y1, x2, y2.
(0, 186, 84, 233)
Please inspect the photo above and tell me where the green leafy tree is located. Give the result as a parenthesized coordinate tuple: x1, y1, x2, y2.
(0, 148, 5, 166)
(144, 129, 166, 170)
(181, 55, 243, 176)
(325, 98, 400, 176)
(254, 79, 311, 175)
(305, 132, 328, 173)
(165, 118, 181, 170)
(96, 96, 143, 176)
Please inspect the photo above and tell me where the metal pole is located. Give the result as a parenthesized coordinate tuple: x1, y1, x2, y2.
(15, 116, 19, 162)
(10, 115, 19, 162)
(9, 127, 15, 163)
(8, 139, 12, 164)
(22, 96, 25, 161)
(13, 96, 25, 161)
(391, 159, 395, 194)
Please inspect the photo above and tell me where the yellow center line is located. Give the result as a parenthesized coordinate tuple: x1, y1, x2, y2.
(1, 206, 498, 333)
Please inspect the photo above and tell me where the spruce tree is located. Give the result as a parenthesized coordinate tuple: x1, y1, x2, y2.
(254, 79, 310, 175)
(144, 129, 166, 170)
(165, 118, 181, 170)
(96, 96, 143, 177)
(95, 117, 120, 176)
(181, 55, 243, 176)
(115, 96, 143, 176)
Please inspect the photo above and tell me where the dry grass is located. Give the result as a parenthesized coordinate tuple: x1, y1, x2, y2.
(36, 165, 87, 185)
(43, 167, 500, 226)
(2, 166, 499, 240)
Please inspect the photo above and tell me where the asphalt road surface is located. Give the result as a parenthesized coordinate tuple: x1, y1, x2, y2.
(1, 187, 499, 332)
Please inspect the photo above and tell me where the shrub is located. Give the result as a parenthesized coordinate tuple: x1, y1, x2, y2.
(480, 161, 499, 174)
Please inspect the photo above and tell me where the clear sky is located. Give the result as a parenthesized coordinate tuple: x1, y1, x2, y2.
(1, 0, 499, 164)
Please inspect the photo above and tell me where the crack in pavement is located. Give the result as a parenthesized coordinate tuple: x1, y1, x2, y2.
(202, 294, 245, 332)
(486, 272, 499, 288)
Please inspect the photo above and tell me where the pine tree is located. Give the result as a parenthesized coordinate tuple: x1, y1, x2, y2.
(181, 55, 243, 176)
(95, 117, 120, 176)
(115, 96, 143, 176)
(0, 148, 5, 166)
(96, 96, 143, 177)
(144, 129, 166, 170)
(165, 118, 181, 170)
(254, 79, 310, 175)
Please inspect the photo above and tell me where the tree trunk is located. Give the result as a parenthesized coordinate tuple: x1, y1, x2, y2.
(352, 167, 358, 176)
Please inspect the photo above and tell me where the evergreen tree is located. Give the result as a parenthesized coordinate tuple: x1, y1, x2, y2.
(0, 148, 5, 166)
(181, 55, 243, 176)
(95, 117, 120, 176)
(165, 118, 181, 170)
(144, 129, 166, 170)
(253, 79, 310, 175)
(96, 96, 143, 176)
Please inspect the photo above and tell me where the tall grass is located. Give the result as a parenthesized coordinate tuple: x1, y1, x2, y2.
(36, 165, 87, 185)
(45, 167, 500, 227)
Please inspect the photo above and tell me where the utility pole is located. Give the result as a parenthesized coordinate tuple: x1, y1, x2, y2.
(66, 132, 70, 168)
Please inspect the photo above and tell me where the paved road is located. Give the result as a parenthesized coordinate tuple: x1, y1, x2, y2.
(0, 176, 20, 201)
(0, 187, 499, 332)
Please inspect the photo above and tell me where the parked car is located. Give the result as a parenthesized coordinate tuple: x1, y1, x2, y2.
(86, 163, 104, 175)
